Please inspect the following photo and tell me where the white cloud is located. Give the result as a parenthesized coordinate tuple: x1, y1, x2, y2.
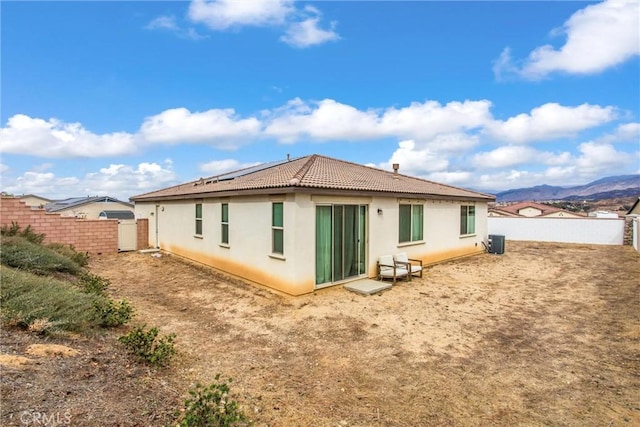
(0, 163, 8, 174)
(495, 0, 640, 80)
(380, 100, 492, 140)
(423, 133, 480, 153)
(145, 15, 207, 40)
(187, 0, 339, 48)
(486, 103, 616, 143)
(472, 146, 539, 168)
(575, 141, 632, 174)
(475, 170, 537, 191)
(608, 122, 640, 142)
(139, 107, 261, 148)
(2, 161, 177, 201)
(84, 162, 177, 198)
(188, 0, 293, 30)
(0, 114, 137, 158)
(379, 140, 450, 177)
(280, 6, 340, 48)
(198, 159, 260, 175)
(472, 146, 573, 169)
(426, 171, 473, 186)
(264, 98, 381, 143)
(264, 98, 493, 143)
(4, 171, 81, 199)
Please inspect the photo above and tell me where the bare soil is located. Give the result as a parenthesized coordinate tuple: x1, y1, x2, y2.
(2, 241, 639, 426)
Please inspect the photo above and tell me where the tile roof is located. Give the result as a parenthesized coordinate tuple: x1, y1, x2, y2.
(490, 201, 575, 217)
(130, 154, 495, 202)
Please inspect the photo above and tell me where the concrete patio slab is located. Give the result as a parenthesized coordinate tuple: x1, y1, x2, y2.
(344, 279, 392, 295)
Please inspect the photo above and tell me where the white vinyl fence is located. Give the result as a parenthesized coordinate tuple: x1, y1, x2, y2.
(488, 217, 625, 245)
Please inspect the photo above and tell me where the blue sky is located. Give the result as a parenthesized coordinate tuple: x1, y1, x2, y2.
(1, 0, 639, 201)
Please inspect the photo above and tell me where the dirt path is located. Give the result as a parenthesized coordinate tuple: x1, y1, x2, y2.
(82, 241, 639, 426)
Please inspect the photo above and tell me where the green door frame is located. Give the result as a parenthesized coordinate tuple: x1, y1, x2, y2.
(315, 204, 367, 288)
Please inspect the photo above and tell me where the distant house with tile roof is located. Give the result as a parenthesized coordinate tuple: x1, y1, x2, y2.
(131, 154, 495, 295)
(45, 196, 134, 219)
(488, 201, 583, 218)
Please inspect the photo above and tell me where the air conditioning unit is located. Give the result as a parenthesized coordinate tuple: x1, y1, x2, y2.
(488, 234, 505, 255)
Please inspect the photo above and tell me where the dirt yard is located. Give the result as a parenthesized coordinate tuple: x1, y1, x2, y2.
(2, 241, 639, 426)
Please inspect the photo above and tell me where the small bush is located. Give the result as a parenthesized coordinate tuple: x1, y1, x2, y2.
(119, 325, 176, 367)
(0, 222, 21, 236)
(47, 243, 89, 267)
(0, 222, 45, 244)
(0, 268, 101, 334)
(78, 273, 110, 295)
(0, 236, 84, 276)
(94, 298, 134, 327)
(178, 375, 249, 427)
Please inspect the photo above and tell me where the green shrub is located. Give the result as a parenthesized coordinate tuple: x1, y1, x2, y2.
(0, 222, 21, 236)
(119, 325, 176, 367)
(78, 273, 110, 295)
(0, 268, 101, 334)
(94, 298, 134, 327)
(47, 243, 89, 267)
(0, 222, 45, 244)
(178, 376, 249, 427)
(0, 236, 84, 276)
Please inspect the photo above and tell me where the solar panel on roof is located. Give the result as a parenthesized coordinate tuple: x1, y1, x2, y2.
(214, 159, 291, 181)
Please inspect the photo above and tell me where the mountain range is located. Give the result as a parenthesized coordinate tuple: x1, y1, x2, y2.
(494, 174, 640, 202)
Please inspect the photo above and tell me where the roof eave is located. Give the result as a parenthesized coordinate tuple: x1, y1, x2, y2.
(131, 186, 495, 203)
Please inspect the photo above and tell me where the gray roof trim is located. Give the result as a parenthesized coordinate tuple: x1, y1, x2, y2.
(46, 196, 134, 212)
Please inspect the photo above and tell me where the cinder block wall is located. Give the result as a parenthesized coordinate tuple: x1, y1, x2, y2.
(136, 218, 149, 250)
(0, 197, 118, 254)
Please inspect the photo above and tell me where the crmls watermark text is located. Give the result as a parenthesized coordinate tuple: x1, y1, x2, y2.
(17, 410, 72, 426)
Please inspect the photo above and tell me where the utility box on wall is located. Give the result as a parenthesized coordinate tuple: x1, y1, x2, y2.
(488, 234, 505, 255)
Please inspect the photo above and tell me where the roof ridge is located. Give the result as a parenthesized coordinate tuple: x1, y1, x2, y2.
(289, 154, 316, 185)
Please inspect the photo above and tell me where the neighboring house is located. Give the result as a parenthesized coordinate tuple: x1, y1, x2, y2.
(19, 194, 52, 208)
(131, 154, 495, 296)
(627, 197, 640, 216)
(489, 201, 583, 218)
(588, 211, 619, 219)
(45, 196, 134, 219)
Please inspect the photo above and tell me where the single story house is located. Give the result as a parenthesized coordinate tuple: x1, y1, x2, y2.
(131, 154, 495, 295)
(488, 201, 584, 218)
(18, 194, 52, 208)
(45, 196, 134, 219)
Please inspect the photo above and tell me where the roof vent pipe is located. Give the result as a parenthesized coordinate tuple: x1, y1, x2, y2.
(392, 163, 399, 175)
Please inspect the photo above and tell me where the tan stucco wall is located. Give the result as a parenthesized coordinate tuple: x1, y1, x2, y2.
(135, 194, 489, 295)
(518, 207, 543, 217)
(19, 196, 50, 208)
(55, 201, 134, 219)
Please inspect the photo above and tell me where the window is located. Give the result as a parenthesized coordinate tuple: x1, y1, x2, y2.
(221, 203, 229, 244)
(195, 203, 203, 235)
(460, 205, 476, 235)
(399, 204, 424, 243)
(272, 202, 284, 254)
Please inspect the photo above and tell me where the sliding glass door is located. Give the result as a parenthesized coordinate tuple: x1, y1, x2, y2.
(316, 205, 367, 286)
